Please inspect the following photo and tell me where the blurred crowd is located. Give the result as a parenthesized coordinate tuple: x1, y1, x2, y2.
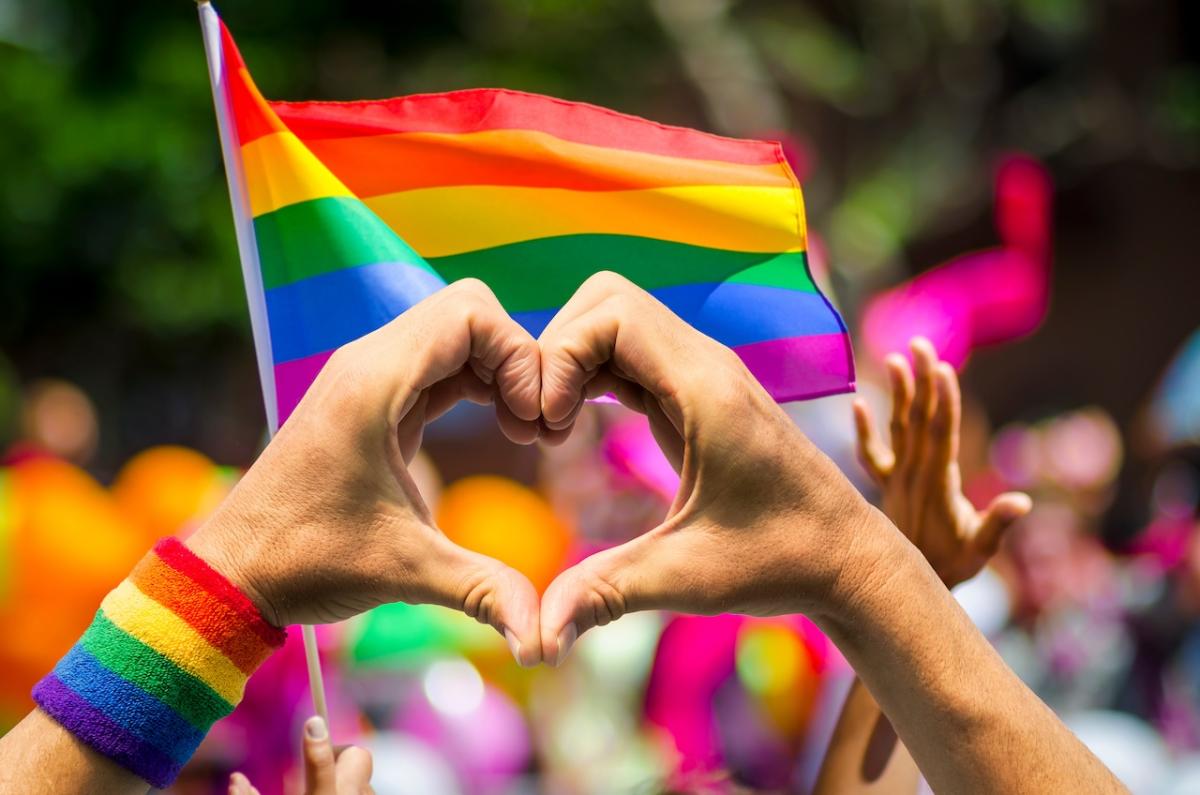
(2, 309, 1200, 794)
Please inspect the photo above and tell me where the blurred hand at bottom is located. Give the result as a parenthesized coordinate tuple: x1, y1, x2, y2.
(228, 717, 372, 795)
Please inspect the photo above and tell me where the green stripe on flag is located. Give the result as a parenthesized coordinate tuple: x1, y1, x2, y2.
(254, 196, 436, 290)
(253, 195, 815, 312)
(430, 235, 815, 313)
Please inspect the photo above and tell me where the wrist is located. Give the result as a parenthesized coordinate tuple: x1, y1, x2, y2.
(32, 538, 287, 788)
(811, 504, 927, 631)
(185, 510, 284, 630)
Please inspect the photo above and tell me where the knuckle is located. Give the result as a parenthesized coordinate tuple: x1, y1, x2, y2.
(316, 347, 372, 407)
(598, 291, 640, 324)
(445, 278, 499, 315)
(583, 270, 633, 294)
(449, 276, 492, 297)
(929, 415, 950, 436)
(308, 739, 335, 764)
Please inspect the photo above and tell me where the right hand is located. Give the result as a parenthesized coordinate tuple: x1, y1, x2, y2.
(852, 338, 1030, 587)
(188, 279, 545, 666)
(535, 272, 895, 664)
(228, 717, 372, 795)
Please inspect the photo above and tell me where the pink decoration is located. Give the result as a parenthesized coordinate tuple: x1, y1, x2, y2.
(861, 155, 1053, 368)
(603, 414, 680, 503)
(645, 615, 744, 777)
(643, 613, 843, 781)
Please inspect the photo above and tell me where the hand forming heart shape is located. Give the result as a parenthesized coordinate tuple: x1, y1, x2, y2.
(188, 273, 883, 668)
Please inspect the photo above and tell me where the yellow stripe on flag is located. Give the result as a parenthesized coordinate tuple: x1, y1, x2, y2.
(365, 184, 806, 258)
(242, 131, 354, 218)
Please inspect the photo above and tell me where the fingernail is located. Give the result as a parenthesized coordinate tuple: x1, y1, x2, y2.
(504, 628, 528, 668)
(304, 715, 328, 741)
(555, 623, 577, 666)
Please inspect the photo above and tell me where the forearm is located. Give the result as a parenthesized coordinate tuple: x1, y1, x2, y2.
(0, 710, 148, 795)
(813, 677, 920, 795)
(817, 512, 1124, 794)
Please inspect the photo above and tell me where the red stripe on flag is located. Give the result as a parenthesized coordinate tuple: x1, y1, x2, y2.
(270, 89, 783, 165)
(220, 22, 287, 146)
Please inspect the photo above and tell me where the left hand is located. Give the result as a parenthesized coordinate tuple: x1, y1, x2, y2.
(852, 338, 1031, 587)
(188, 279, 545, 664)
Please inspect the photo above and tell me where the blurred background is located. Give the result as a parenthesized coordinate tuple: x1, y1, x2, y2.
(1, 0, 1198, 792)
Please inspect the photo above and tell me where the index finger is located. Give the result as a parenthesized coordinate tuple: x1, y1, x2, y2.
(537, 272, 729, 427)
(352, 278, 543, 432)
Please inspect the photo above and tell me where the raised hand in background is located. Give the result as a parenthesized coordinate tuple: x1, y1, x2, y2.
(852, 337, 1031, 588)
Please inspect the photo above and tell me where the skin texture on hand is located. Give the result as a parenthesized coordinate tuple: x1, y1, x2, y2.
(187, 279, 545, 666)
(228, 717, 373, 795)
(535, 271, 887, 663)
(0, 280, 545, 795)
(817, 339, 1031, 795)
(0, 274, 1124, 795)
(536, 273, 1123, 793)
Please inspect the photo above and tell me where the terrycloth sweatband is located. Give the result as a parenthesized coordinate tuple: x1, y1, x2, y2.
(33, 537, 286, 787)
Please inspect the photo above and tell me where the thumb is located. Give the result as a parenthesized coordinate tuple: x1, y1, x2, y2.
(302, 716, 337, 795)
(976, 492, 1033, 558)
(334, 746, 374, 792)
(539, 534, 669, 666)
(426, 536, 543, 667)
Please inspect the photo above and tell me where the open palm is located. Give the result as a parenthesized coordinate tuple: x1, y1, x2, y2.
(853, 338, 1031, 588)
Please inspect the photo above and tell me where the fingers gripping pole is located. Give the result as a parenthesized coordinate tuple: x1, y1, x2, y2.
(198, 0, 330, 731)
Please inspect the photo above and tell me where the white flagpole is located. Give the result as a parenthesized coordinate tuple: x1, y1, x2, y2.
(196, 0, 329, 727)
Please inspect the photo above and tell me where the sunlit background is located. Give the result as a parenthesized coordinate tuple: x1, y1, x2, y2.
(2, 0, 1199, 792)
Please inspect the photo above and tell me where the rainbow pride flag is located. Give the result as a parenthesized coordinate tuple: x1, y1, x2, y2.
(200, 6, 854, 430)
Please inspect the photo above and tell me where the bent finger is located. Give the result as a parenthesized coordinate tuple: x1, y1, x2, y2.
(539, 273, 714, 429)
(538, 528, 702, 666)
(423, 535, 543, 667)
(368, 279, 543, 429)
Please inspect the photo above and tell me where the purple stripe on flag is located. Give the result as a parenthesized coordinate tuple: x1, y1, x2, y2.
(274, 350, 335, 425)
(733, 333, 856, 402)
(272, 332, 854, 425)
(33, 674, 181, 788)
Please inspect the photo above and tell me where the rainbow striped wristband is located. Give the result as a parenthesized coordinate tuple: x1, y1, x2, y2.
(33, 537, 286, 787)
